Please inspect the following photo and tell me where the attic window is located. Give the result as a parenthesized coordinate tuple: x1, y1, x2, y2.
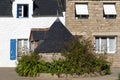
(103, 3, 117, 19)
(75, 3, 89, 19)
(17, 4, 29, 18)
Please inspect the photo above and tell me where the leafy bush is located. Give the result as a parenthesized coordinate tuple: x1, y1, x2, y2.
(93, 55, 111, 75)
(16, 37, 111, 77)
(46, 59, 66, 75)
(38, 59, 74, 76)
(16, 53, 40, 77)
(62, 37, 111, 75)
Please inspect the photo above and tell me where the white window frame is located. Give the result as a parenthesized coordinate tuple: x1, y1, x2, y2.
(17, 39, 29, 57)
(103, 3, 117, 19)
(12, 0, 33, 18)
(75, 3, 89, 19)
(95, 36, 116, 54)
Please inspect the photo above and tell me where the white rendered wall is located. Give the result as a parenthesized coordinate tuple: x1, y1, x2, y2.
(0, 16, 65, 67)
(0, 0, 66, 67)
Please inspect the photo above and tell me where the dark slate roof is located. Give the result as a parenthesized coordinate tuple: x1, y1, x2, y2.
(0, 0, 65, 17)
(34, 18, 73, 53)
(31, 30, 48, 41)
(0, 0, 13, 17)
(33, 0, 65, 17)
(61, 0, 66, 11)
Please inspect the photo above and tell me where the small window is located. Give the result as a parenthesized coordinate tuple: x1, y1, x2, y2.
(95, 36, 116, 53)
(75, 3, 89, 19)
(17, 39, 29, 57)
(17, 4, 29, 18)
(103, 3, 117, 19)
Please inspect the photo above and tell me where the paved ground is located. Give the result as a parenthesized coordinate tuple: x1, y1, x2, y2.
(0, 68, 120, 80)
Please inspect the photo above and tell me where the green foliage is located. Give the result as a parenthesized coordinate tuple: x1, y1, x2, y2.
(16, 37, 111, 77)
(46, 59, 67, 75)
(62, 37, 111, 75)
(93, 55, 111, 75)
(38, 60, 49, 73)
(38, 59, 70, 75)
(16, 53, 40, 77)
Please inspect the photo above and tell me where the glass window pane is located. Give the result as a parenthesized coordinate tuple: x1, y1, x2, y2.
(23, 39, 28, 52)
(101, 37, 107, 52)
(109, 37, 115, 52)
(23, 40, 28, 46)
(17, 5, 22, 18)
(17, 4, 28, 18)
(17, 40, 22, 50)
(17, 39, 28, 56)
(24, 5, 28, 17)
(95, 37, 99, 52)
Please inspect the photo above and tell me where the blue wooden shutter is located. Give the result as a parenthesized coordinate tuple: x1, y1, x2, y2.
(10, 39, 16, 60)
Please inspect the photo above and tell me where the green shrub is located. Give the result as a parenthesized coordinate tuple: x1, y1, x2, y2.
(62, 37, 111, 75)
(43, 59, 69, 75)
(16, 53, 40, 77)
(16, 37, 111, 77)
(93, 56, 111, 75)
(47, 59, 66, 75)
(38, 60, 49, 73)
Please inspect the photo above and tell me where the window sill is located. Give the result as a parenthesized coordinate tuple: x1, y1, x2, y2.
(95, 52, 116, 54)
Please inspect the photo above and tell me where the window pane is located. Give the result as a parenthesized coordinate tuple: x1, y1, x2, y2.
(23, 39, 28, 52)
(95, 37, 99, 52)
(24, 5, 28, 17)
(17, 40, 22, 50)
(17, 39, 28, 57)
(17, 5, 22, 18)
(17, 39, 22, 57)
(17, 4, 28, 18)
(109, 37, 115, 52)
(23, 39, 28, 47)
(101, 37, 107, 52)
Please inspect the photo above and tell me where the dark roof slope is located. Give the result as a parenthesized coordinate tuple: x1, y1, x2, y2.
(31, 30, 47, 41)
(0, 0, 65, 17)
(35, 18, 72, 53)
(0, 0, 13, 17)
(60, 0, 66, 11)
(33, 0, 65, 17)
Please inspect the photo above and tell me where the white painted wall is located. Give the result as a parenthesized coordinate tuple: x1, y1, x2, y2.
(0, 16, 65, 67)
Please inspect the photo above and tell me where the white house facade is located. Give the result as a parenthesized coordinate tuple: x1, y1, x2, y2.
(0, 0, 65, 67)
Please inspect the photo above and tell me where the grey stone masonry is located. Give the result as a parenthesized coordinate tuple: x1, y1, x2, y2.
(66, 0, 120, 67)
